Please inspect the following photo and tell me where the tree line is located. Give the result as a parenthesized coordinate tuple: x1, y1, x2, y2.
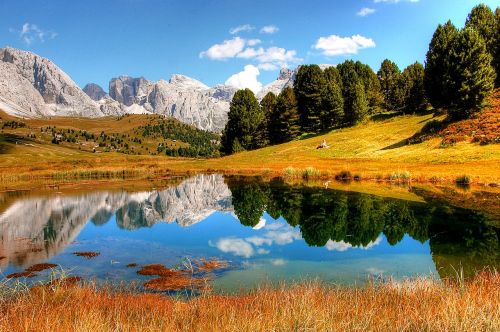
(221, 3, 499, 155)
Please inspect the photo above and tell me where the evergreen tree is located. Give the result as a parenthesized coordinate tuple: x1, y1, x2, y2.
(338, 61, 368, 125)
(424, 21, 459, 109)
(271, 87, 301, 144)
(220, 89, 264, 154)
(496, 8, 500, 87)
(401, 62, 426, 113)
(465, 4, 498, 87)
(257, 92, 277, 147)
(321, 73, 344, 130)
(355, 62, 384, 113)
(294, 65, 326, 133)
(447, 27, 495, 119)
(377, 59, 405, 111)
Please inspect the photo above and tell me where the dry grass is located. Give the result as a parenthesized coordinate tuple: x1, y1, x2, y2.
(0, 271, 498, 331)
(1, 91, 500, 188)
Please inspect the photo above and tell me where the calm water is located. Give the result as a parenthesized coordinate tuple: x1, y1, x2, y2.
(0, 174, 499, 292)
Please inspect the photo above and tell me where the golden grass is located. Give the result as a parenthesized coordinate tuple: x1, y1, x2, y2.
(1, 92, 500, 188)
(0, 271, 498, 331)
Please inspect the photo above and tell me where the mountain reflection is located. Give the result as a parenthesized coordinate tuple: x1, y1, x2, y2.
(0, 175, 498, 279)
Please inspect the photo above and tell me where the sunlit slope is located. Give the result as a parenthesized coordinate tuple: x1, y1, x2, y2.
(1, 109, 499, 183)
(219, 113, 500, 166)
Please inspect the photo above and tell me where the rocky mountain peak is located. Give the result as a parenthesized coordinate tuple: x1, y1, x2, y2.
(83, 83, 107, 101)
(169, 74, 209, 90)
(278, 68, 294, 81)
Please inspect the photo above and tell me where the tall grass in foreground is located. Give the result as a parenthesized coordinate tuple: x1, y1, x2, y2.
(0, 271, 498, 331)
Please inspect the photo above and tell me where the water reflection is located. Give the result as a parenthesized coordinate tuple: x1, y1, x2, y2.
(0, 174, 498, 283)
(226, 177, 500, 278)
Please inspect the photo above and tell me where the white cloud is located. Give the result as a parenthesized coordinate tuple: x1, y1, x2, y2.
(357, 7, 376, 17)
(374, 0, 419, 3)
(314, 34, 376, 56)
(258, 63, 279, 71)
(10, 23, 57, 45)
(257, 248, 270, 255)
(260, 25, 279, 34)
(247, 39, 261, 46)
(201, 38, 300, 69)
(270, 259, 287, 266)
(252, 217, 266, 230)
(225, 65, 263, 93)
(246, 236, 273, 246)
(325, 236, 382, 252)
(199, 37, 246, 60)
(230, 24, 254, 35)
(211, 238, 255, 258)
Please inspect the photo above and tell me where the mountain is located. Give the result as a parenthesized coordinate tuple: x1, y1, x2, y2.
(257, 68, 296, 99)
(105, 74, 238, 131)
(0, 174, 232, 268)
(0, 47, 110, 118)
(0, 47, 298, 132)
(83, 83, 107, 101)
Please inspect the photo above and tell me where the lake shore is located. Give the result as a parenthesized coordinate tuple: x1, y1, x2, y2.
(0, 271, 498, 332)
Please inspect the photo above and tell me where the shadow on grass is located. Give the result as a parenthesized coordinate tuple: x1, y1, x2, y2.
(370, 111, 403, 122)
(381, 116, 448, 151)
(0, 133, 33, 154)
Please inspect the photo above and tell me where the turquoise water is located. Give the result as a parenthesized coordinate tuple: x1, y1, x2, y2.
(0, 175, 498, 292)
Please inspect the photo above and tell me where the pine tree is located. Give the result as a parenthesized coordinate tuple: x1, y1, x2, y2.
(496, 7, 500, 87)
(377, 59, 404, 111)
(257, 92, 277, 148)
(466, 4, 498, 87)
(401, 62, 426, 113)
(338, 61, 368, 125)
(294, 65, 326, 133)
(220, 89, 264, 154)
(321, 69, 344, 130)
(272, 87, 300, 144)
(447, 27, 495, 119)
(355, 62, 383, 113)
(424, 21, 459, 109)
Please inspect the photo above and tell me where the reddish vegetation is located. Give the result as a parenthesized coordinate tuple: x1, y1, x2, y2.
(440, 91, 500, 145)
(195, 258, 230, 272)
(137, 263, 210, 292)
(73, 252, 100, 259)
(136, 264, 188, 277)
(25, 263, 58, 272)
(126, 263, 138, 268)
(5, 271, 38, 279)
(143, 276, 209, 292)
(0, 256, 5, 260)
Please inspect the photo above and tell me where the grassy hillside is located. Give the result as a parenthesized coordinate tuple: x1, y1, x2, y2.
(0, 112, 220, 157)
(1, 93, 499, 187)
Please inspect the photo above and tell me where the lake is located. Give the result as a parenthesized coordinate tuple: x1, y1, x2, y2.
(1, 174, 499, 293)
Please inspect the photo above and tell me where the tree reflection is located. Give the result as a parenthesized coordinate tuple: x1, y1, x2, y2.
(226, 177, 500, 278)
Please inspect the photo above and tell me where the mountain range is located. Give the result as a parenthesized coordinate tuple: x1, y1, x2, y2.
(0, 47, 296, 132)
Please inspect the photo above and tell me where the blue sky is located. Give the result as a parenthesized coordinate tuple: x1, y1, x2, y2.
(1, 0, 498, 93)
